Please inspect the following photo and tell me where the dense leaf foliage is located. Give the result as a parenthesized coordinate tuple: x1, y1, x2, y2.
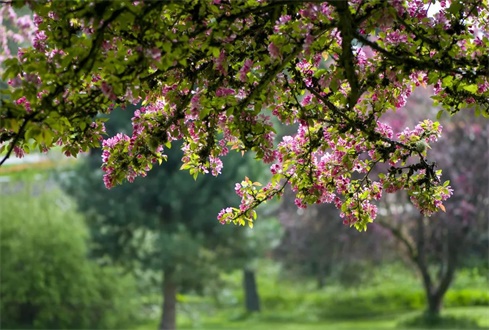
(0, 187, 138, 329)
(1, 0, 488, 229)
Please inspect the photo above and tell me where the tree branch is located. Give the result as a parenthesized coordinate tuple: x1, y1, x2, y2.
(376, 218, 417, 263)
(0, 117, 31, 167)
(329, 0, 361, 107)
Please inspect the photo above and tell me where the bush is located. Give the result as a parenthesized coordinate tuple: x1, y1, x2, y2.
(0, 186, 138, 329)
(221, 261, 488, 322)
(309, 287, 425, 320)
(445, 289, 489, 307)
(399, 313, 483, 329)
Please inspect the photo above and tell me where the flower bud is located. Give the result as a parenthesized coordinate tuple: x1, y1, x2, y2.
(415, 140, 429, 153)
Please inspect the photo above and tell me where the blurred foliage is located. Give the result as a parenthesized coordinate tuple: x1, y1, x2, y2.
(177, 261, 488, 324)
(59, 107, 279, 328)
(135, 306, 489, 330)
(274, 189, 397, 289)
(399, 313, 483, 329)
(60, 107, 273, 288)
(0, 186, 139, 329)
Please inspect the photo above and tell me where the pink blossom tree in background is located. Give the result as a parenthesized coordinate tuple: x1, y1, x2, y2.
(376, 87, 489, 318)
(0, 0, 488, 229)
(273, 86, 488, 319)
(275, 188, 394, 289)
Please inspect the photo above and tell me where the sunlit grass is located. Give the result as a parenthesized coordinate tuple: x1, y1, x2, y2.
(131, 262, 488, 330)
(133, 306, 489, 330)
(0, 154, 78, 178)
(0, 160, 56, 174)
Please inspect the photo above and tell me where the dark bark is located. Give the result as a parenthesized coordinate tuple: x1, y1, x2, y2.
(415, 218, 458, 318)
(159, 268, 177, 330)
(243, 268, 260, 313)
(317, 272, 325, 290)
(427, 292, 443, 317)
(378, 215, 462, 319)
(315, 259, 327, 289)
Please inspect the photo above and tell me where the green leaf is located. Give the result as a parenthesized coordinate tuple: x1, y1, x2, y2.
(329, 79, 339, 92)
(40, 129, 55, 145)
(447, 1, 463, 15)
(442, 76, 453, 86)
(25, 126, 42, 142)
(210, 47, 220, 58)
(462, 84, 478, 93)
(436, 110, 444, 120)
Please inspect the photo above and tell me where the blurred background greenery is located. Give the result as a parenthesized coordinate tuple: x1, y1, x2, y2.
(1, 3, 488, 329)
(0, 94, 488, 330)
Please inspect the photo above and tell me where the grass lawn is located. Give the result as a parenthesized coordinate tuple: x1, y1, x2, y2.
(135, 306, 489, 330)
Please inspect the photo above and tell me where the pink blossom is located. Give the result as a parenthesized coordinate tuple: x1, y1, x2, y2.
(268, 42, 280, 60)
(33, 30, 47, 51)
(13, 146, 24, 158)
(215, 50, 227, 75)
(301, 94, 313, 107)
(33, 14, 43, 26)
(215, 87, 235, 97)
(101, 81, 116, 100)
(239, 59, 253, 82)
(15, 96, 31, 113)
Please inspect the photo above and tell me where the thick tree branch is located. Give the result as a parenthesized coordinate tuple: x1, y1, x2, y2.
(329, 0, 361, 107)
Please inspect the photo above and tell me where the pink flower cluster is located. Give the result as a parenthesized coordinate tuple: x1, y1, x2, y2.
(5, 0, 482, 230)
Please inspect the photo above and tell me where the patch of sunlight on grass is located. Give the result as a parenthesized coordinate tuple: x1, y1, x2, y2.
(134, 307, 489, 330)
(444, 306, 489, 328)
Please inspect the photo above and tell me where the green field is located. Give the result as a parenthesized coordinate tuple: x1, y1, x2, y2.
(130, 265, 489, 330)
(133, 306, 489, 330)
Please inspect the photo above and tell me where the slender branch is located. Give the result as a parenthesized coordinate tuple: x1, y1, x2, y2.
(415, 216, 435, 296)
(0, 117, 30, 167)
(376, 218, 417, 263)
(232, 175, 292, 223)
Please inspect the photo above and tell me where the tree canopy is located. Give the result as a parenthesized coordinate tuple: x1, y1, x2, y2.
(0, 187, 138, 329)
(61, 107, 268, 329)
(1, 0, 488, 230)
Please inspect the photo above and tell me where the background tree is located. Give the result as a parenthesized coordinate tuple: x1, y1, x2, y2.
(0, 186, 138, 329)
(272, 85, 488, 320)
(275, 191, 394, 289)
(62, 107, 269, 330)
(2, 1, 488, 228)
(375, 89, 489, 319)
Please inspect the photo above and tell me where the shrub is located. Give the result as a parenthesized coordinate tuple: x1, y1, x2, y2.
(0, 186, 138, 329)
(399, 313, 483, 329)
(445, 289, 489, 307)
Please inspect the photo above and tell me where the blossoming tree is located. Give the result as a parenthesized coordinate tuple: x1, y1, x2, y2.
(1, 0, 488, 230)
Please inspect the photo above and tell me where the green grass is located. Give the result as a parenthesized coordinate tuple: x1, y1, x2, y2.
(0, 147, 77, 176)
(134, 306, 489, 330)
(131, 263, 489, 330)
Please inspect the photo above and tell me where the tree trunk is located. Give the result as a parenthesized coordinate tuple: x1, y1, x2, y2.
(426, 292, 443, 318)
(378, 207, 467, 322)
(416, 219, 457, 320)
(243, 268, 260, 312)
(159, 269, 177, 330)
(316, 261, 327, 289)
(317, 273, 325, 289)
